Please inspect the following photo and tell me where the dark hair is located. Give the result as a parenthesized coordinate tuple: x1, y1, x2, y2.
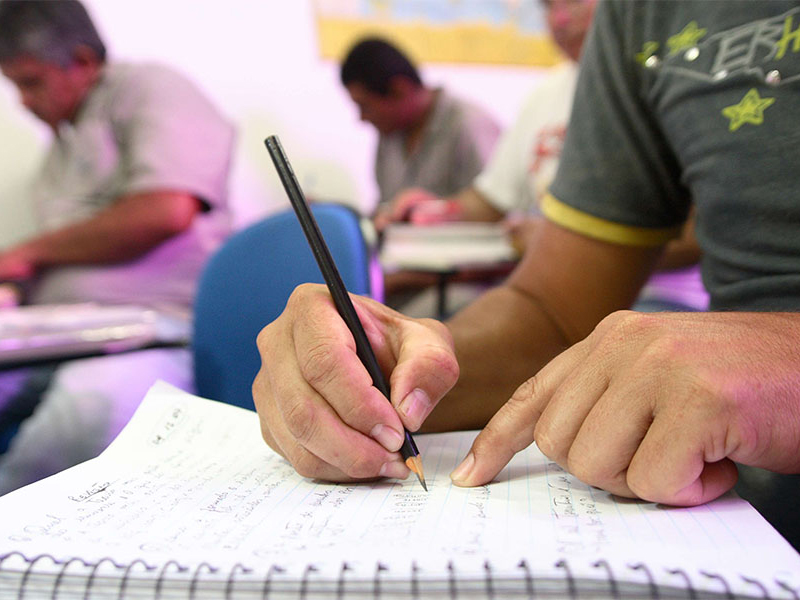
(0, 0, 106, 66)
(340, 37, 421, 96)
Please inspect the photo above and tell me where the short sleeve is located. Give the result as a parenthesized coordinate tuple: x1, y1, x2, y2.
(547, 0, 690, 246)
(110, 64, 235, 210)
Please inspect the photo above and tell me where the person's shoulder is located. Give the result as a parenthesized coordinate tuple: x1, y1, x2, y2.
(107, 61, 198, 91)
(511, 62, 578, 119)
(531, 62, 578, 97)
(437, 88, 499, 129)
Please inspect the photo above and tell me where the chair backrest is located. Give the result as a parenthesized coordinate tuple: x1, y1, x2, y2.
(192, 203, 373, 409)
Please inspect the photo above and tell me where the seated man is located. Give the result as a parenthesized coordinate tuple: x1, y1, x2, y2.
(340, 36, 501, 219)
(379, 0, 707, 315)
(0, 0, 234, 493)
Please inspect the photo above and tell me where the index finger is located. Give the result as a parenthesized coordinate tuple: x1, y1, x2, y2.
(450, 338, 591, 486)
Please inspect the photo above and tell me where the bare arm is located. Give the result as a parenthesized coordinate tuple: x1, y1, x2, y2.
(0, 190, 201, 281)
(425, 220, 661, 431)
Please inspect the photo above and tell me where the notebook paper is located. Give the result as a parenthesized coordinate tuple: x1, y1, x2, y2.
(0, 381, 798, 598)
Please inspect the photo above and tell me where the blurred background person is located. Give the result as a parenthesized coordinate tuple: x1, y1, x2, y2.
(0, 0, 234, 493)
(340, 36, 501, 222)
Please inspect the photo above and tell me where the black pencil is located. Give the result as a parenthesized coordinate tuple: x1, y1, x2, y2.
(265, 135, 427, 491)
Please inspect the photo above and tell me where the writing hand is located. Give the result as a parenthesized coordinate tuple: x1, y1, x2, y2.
(451, 310, 800, 506)
(253, 283, 459, 482)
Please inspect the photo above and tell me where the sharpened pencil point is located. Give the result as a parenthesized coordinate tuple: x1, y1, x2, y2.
(405, 455, 428, 491)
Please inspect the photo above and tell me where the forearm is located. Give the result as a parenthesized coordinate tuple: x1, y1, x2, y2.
(423, 221, 660, 432)
(423, 284, 569, 431)
(450, 187, 505, 222)
(6, 191, 199, 272)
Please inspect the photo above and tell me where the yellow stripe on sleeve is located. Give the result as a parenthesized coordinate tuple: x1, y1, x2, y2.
(541, 194, 681, 247)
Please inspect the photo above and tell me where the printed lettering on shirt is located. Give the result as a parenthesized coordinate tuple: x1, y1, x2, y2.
(636, 6, 800, 83)
(529, 125, 566, 174)
(635, 7, 799, 132)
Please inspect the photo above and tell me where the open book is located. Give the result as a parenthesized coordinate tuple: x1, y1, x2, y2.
(379, 222, 519, 272)
(0, 382, 798, 598)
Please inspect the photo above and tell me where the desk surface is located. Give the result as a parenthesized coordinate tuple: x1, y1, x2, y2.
(0, 303, 190, 367)
(379, 222, 519, 273)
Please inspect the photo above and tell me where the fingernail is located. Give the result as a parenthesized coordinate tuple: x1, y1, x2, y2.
(370, 423, 404, 452)
(379, 460, 410, 479)
(450, 452, 475, 485)
(398, 388, 430, 425)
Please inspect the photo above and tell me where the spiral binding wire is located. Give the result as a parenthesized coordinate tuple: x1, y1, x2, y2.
(224, 564, 252, 600)
(373, 561, 389, 600)
(553, 559, 576, 599)
(668, 568, 697, 600)
(1, 551, 798, 599)
(592, 560, 620, 599)
(701, 570, 734, 599)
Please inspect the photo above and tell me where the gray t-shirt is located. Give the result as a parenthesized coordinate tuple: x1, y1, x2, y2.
(28, 62, 235, 309)
(546, 0, 800, 311)
(375, 88, 500, 207)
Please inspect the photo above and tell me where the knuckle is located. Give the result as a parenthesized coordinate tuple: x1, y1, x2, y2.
(299, 341, 346, 391)
(251, 369, 269, 412)
(340, 454, 379, 479)
(566, 451, 607, 489)
(282, 396, 319, 444)
(599, 309, 660, 341)
(292, 451, 326, 480)
(255, 321, 278, 354)
(626, 466, 674, 503)
(533, 420, 562, 462)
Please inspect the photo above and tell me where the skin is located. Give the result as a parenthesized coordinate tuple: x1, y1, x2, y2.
(0, 49, 201, 285)
(253, 217, 800, 505)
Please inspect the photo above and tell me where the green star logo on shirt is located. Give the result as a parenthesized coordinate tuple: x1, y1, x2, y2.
(667, 21, 707, 54)
(635, 41, 660, 65)
(722, 89, 776, 132)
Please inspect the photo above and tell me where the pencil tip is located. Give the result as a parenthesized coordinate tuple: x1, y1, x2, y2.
(405, 455, 428, 492)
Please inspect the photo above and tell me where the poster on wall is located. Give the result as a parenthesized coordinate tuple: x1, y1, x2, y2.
(314, 0, 563, 67)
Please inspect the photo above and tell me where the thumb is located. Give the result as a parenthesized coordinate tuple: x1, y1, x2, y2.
(450, 378, 543, 487)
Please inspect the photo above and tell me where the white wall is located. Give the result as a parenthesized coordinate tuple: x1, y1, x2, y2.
(0, 0, 546, 246)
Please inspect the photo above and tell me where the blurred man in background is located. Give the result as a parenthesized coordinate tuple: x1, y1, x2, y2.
(0, 0, 234, 493)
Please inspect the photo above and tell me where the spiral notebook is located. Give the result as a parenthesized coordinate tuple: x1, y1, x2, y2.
(0, 382, 798, 599)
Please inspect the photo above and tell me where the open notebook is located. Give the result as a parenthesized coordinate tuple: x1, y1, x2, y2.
(0, 382, 798, 599)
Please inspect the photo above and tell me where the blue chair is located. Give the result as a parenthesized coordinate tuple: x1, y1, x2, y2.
(192, 203, 375, 409)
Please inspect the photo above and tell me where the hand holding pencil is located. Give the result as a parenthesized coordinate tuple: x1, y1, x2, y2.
(252, 283, 458, 483)
(253, 135, 458, 487)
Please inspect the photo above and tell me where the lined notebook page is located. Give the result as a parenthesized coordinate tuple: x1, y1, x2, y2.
(1, 381, 798, 597)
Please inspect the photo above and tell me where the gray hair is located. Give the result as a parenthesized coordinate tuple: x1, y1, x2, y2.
(0, 0, 106, 66)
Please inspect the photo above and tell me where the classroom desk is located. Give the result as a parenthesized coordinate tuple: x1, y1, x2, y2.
(379, 222, 519, 318)
(0, 303, 190, 369)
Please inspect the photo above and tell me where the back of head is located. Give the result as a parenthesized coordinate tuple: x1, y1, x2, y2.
(0, 0, 106, 66)
(340, 37, 421, 95)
